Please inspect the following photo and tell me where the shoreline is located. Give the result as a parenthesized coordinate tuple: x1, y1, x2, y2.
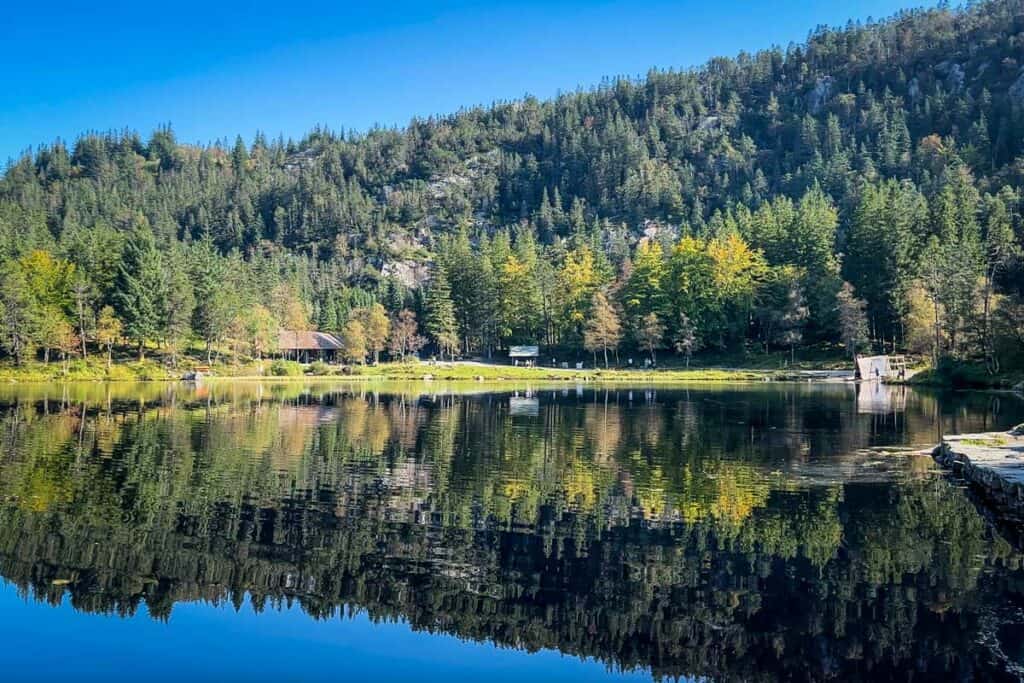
(0, 359, 858, 386)
(931, 428, 1024, 522)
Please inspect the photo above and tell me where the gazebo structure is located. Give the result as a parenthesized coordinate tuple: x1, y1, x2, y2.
(278, 330, 343, 363)
(855, 355, 908, 381)
(509, 345, 539, 367)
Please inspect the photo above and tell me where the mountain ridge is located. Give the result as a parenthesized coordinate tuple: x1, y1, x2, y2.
(0, 0, 1021, 370)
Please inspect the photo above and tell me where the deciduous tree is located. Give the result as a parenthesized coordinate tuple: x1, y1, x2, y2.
(583, 290, 621, 368)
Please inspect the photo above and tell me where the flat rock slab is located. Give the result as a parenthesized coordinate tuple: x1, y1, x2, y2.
(933, 431, 1024, 514)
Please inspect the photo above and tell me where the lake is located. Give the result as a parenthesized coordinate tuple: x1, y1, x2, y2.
(1, 381, 1023, 681)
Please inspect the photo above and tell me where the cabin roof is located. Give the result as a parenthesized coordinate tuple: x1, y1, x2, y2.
(509, 345, 539, 358)
(279, 330, 343, 351)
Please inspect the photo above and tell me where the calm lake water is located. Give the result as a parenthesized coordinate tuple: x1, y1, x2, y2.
(1, 381, 1024, 681)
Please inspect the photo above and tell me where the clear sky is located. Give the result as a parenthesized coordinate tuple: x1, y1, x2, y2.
(2, 0, 928, 163)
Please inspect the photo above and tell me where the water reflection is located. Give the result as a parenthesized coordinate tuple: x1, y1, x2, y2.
(0, 382, 1022, 681)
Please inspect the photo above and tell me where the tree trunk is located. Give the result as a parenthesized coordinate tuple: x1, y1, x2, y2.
(138, 342, 145, 362)
(983, 274, 995, 374)
(76, 290, 88, 359)
(106, 346, 112, 370)
(603, 347, 609, 369)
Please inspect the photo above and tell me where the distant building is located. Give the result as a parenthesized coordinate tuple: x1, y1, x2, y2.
(278, 330, 343, 363)
(509, 345, 539, 367)
(855, 355, 908, 381)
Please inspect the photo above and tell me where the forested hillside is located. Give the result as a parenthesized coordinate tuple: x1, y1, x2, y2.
(1, 0, 1023, 370)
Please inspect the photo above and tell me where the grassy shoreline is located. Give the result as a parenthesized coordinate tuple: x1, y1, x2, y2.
(3, 358, 1018, 394)
(18, 354, 1016, 390)
(0, 357, 806, 385)
(901, 361, 1024, 392)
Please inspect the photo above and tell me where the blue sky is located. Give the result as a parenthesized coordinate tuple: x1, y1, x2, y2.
(2, 0, 927, 162)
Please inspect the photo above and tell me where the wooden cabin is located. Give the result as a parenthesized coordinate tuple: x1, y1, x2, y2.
(278, 330, 343, 363)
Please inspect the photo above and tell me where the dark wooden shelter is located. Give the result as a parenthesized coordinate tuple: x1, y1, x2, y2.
(509, 345, 539, 367)
(278, 330, 343, 362)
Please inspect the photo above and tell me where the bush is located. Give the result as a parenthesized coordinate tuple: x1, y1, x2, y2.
(307, 360, 333, 376)
(911, 359, 994, 389)
(129, 361, 168, 381)
(105, 364, 135, 381)
(270, 360, 304, 377)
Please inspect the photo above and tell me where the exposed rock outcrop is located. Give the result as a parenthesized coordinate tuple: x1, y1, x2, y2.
(806, 76, 833, 114)
(932, 431, 1024, 517)
(380, 259, 431, 289)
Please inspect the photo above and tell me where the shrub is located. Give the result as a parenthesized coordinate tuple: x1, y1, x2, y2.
(130, 361, 168, 381)
(307, 360, 333, 376)
(105, 364, 135, 381)
(270, 360, 304, 377)
(934, 359, 991, 388)
(911, 359, 995, 389)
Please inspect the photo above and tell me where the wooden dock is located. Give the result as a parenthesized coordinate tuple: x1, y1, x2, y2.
(932, 428, 1024, 516)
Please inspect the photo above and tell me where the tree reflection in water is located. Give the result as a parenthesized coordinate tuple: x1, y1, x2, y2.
(0, 382, 1022, 681)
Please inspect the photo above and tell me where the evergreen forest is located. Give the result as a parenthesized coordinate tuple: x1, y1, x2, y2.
(2, 0, 1024, 375)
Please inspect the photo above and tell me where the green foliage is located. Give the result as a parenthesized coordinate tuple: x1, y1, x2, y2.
(909, 358, 1011, 389)
(621, 241, 668, 323)
(339, 319, 368, 364)
(114, 225, 163, 357)
(270, 360, 304, 376)
(307, 360, 333, 376)
(423, 265, 459, 358)
(0, 0, 1022, 374)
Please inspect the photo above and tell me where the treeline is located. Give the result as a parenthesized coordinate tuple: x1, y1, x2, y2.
(1, 0, 1024, 368)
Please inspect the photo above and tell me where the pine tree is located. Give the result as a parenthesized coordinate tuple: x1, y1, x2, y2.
(114, 226, 164, 360)
(844, 179, 925, 347)
(980, 189, 1019, 372)
(190, 236, 231, 362)
(423, 266, 459, 360)
(161, 242, 195, 367)
(0, 262, 40, 363)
